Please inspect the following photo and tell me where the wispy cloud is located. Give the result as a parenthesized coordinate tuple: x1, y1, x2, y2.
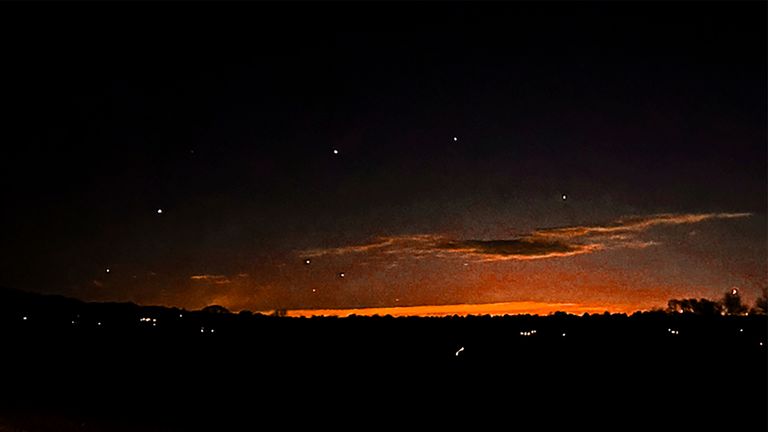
(301, 212, 751, 262)
(190, 274, 232, 285)
(304, 234, 440, 258)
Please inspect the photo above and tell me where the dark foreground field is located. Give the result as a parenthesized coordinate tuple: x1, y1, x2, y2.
(1, 288, 765, 430)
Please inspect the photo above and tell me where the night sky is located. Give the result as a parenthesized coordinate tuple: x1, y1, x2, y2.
(1, 2, 765, 315)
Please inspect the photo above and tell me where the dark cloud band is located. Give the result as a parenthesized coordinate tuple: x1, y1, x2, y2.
(302, 212, 751, 262)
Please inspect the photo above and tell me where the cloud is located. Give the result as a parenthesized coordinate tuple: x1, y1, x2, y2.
(533, 212, 751, 239)
(301, 212, 751, 262)
(190, 274, 232, 285)
(303, 234, 439, 258)
(435, 238, 601, 260)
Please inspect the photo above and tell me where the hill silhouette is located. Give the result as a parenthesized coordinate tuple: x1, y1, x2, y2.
(0, 286, 765, 430)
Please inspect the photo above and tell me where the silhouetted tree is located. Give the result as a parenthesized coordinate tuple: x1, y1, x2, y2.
(721, 288, 748, 316)
(751, 287, 767, 315)
(201, 305, 230, 314)
(667, 298, 721, 316)
(693, 298, 721, 316)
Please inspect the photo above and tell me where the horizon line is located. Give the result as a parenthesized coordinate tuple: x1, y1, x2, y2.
(271, 301, 644, 318)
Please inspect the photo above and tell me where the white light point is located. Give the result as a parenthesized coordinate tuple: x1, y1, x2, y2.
(339, 272, 345, 278)
(22, 316, 27, 321)
(731, 288, 738, 295)
(97, 322, 102, 326)
(562, 194, 567, 201)
(333, 149, 339, 155)
(312, 289, 317, 293)
(179, 314, 183, 318)
(105, 268, 110, 273)
(210, 329, 215, 333)
(304, 259, 311, 265)
(453, 137, 458, 142)
(200, 327, 205, 333)
(157, 208, 163, 214)
(455, 347, 464, 356)
(562, 333, 566, 337)
(739, 329, 743, 333)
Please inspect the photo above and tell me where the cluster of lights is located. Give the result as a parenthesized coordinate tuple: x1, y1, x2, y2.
(139, 317, 158, 327)
(667, 328, 680, 335)
(200, 327, 215, 334)
(520, 330, 537, 337)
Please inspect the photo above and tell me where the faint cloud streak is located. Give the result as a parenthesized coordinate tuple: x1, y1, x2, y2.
(301, 212, 750, 262)
(190, 274, 232, 285)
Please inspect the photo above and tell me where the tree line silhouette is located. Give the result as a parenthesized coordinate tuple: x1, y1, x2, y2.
(666, 287, 766, 316)
(0, 284, 765, 431)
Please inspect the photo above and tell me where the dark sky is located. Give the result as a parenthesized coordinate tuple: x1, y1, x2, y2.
(0, 2, 765, 314)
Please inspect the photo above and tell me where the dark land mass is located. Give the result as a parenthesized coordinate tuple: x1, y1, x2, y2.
(0, 287, 765, 430)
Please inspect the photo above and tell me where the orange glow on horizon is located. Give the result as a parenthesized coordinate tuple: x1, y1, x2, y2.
(281, 301, 639, 318)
